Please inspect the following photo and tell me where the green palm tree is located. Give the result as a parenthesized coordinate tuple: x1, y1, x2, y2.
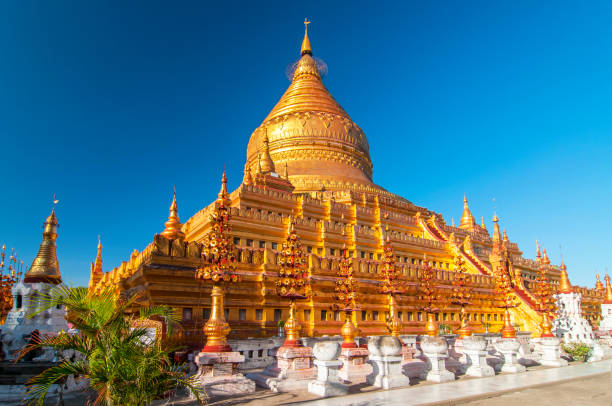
(19, 285, 205, 406)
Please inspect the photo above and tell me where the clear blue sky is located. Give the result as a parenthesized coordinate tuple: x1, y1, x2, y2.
(1, 1, 611, 288)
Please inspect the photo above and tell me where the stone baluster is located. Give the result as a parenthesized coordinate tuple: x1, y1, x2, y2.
(365, 336, 410, 389)
(419, 336, 455, 382)
(462, 336, 495, 377)
(308, 341, 348, 397)
(493, 338, 526, 373)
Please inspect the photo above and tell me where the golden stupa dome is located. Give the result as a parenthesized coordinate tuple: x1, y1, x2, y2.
(245, 22, 377, 194)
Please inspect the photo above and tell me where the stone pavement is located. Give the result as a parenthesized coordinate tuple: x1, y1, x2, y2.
(292, 359, 612, 406)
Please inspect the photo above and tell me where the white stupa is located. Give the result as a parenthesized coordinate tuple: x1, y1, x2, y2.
(598, 274, 612, 333)
(1, 208, 67, 360)
(552, 261, 595, 344)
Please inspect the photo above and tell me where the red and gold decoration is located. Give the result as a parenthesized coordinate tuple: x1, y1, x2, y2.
(532, 259, 555, 337)
(450, 251, 472, 338)
(195, 172, 242, 352)
(379, 229, 405, 338)
(0, 245, 24, 323)
(494, 259, 518, 338)
(334, 244, 359, 348)
(276, 217, 310, 347)
(418, 255, 442, 336)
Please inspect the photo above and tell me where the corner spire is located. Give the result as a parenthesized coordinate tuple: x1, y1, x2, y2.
(25, 207, 62, 284)
(160, 187, 185, 240)
(558, 259, 573, 294)
(596, 273, 604, 291)
(459, 195, 476, 231)
(536, 240, 542, 261)
(481, 215, 487, 230)
(91, 236, 103, 275)
(542, 248, 550, 264)
(604, 274, 612, 304)
(260, 133, 275, 174)
(217, 171, 231, 206)
(492, 213, 501, 245)
(301, 18, 312, 56)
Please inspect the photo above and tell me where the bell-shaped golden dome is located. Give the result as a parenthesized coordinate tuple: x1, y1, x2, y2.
(245, 23, 376, 194)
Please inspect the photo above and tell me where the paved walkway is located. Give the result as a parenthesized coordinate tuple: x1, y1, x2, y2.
(292, 359, 612, 406)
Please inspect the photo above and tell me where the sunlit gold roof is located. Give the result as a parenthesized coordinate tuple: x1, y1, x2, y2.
(25, 208, 62, 284)
(245, 22, 377, 194)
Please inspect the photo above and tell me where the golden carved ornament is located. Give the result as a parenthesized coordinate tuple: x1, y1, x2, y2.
(276, 216, 310, 347)
(196, 172, 242, 353)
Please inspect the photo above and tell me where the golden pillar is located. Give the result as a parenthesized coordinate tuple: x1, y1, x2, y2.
(456, 306, 472, 338)
(387, 294, 402, 338)
(501, 308, 516, 338)
(425, 312, 438, 337)
(340, 310, 358, 348)
(283, 299, 302, 346)
(202, 284, 232, 352)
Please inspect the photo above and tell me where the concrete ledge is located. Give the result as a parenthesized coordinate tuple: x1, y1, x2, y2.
(292, 359, 612, 406)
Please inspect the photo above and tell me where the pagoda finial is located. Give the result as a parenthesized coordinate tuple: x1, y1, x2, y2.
(481, 215, 487, 230)
(283, 162, 289, 180)
(244, 165, 253, 185)
(542, 247, 550, 264)
(217, 170, 231, 206)
(459, 195, 476, 230)
(596, 273, 604, 291)
(451, 217, 455, 227)
(25, 206, 62, 284)
(91, 235, 103, 275)
(301, 18, 312, 56)
(536, 240, 542, 261)
(558, 259, 573, 294)
(492, 213, 501, 246)
(161, 187, 185, 240)
(604, 274, 612, 304)
(260, 133, 276, 174)
(502, 228, 509, 242)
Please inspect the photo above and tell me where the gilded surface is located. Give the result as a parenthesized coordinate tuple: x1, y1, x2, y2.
(25, 208, 61, 284)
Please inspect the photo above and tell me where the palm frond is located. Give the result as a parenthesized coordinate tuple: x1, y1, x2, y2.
(24, 360, 88, 406)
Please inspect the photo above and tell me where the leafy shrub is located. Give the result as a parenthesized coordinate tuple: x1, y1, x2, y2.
(561, 342, 591, 362)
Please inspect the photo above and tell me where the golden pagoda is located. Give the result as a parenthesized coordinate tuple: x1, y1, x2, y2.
(89, 22, 606, 346)
(25, 208, 61, 284)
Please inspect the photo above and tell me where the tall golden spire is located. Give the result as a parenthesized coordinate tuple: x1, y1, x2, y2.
(301, 18, 312, 56)
(25, 208, 62, 284)
(459, 195, 476, 230)
(160, 188, 185, 240)
(492, 213, 501, 245)
(604, 274, 612, 304)
(536, 240, 542, 262)
(558, 260, 573, 294)
(260, 133, 276, 174)
(88, 236, 103, 293)
(481, 216, 487, 230)
(596, 273, 604, 291)
(217, 170, 231, 206)
(542, 248, 550, 264)
(91, 236, 103, 275)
